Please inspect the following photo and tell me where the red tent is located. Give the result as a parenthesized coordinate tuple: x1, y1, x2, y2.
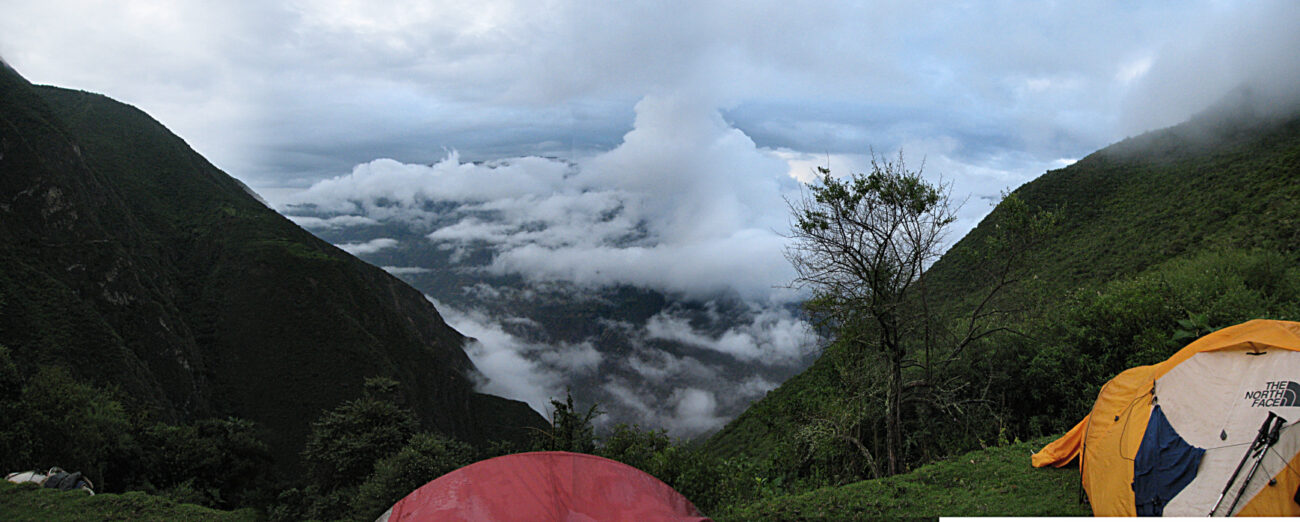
(376, 451, 712, 522)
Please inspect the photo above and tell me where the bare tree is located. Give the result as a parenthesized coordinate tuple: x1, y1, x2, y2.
(786, 151, 1051, 476)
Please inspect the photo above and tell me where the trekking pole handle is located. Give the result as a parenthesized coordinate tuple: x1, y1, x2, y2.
(1208, 411, 1283, 516)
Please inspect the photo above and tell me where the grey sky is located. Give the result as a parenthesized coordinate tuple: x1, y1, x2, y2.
(4, 1, 1297, 195)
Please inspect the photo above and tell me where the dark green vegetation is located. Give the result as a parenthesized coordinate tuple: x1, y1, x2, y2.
(270, 378, 482, 520)
(0, 433, 1087, 521)
(0, 480, 257, 521)
(0, 62, 544, 514)
(706, 91, 1300, 504)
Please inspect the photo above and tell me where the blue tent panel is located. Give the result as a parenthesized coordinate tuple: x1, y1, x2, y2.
(1132, 405, 1205, 516)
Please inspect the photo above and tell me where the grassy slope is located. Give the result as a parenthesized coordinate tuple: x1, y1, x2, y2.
(929, 107, 1300, 304)
(0, 481, 257, 522)
(705, 104, 1300, 462)
(722, 437, 1089, 520)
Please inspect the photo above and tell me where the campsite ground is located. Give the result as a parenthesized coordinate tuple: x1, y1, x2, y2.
(0, 436, 1088, 520)
(721, 436, 1091, 520)
(0, 481, 258, 522)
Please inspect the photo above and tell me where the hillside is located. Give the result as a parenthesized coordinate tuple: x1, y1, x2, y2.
(722, 437, 1089, 520)
(706, 94, 1300, 473)
(930, 91, 1300, 301)
(0, 63, 546, 469)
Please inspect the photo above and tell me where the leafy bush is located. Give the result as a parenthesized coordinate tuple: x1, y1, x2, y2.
(301, 396, 418, 491)
(0, 345, 30, 473)
(531, 392, 600, 453)
(996, 248, 1300, 438)
(351, 432, 475, 520)
(12, 366, 133, 490)
(134, 418, 272, 509)
(598, 423, 671, 471)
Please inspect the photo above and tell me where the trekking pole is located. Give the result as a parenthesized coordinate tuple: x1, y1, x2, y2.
(1224, 413, 1287, 516)
(1208, 412, 1283, 516)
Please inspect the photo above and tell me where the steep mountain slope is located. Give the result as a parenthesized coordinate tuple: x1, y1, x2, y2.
(930, 92, 1300, 303)
(706, 95, 1300, 462)
(0, 63, 545, 465)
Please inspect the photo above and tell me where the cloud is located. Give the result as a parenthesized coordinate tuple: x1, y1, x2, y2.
(292, 94, 802, 301)
(538, 341, 603, 373)
(669, 388, 725, 434)
(645, 306, 815, 364)
(428, 297, 566, 416)
(430, 290, 806, 437)
(15, 1, 1282, 193)
(290, 153, 574, 215)
(335, 237, 398, 255)
(286, 214, 380, 229)
(381, 266, 431, 275)
(1119, 1, 1300, 134)
(600, 383, 728, 436)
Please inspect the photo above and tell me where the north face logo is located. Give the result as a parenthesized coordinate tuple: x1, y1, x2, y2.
(1243, 381, 1300, 407)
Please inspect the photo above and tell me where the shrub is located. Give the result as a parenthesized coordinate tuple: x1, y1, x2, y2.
(351, 432, 475, 519)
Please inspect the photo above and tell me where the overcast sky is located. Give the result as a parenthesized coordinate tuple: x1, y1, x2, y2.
(4, 1, 1298, 196)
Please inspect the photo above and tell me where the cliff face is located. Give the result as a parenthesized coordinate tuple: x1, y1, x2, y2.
(0, 64, 544, 464)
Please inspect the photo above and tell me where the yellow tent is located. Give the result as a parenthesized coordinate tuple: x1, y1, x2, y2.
(1033, 319, 1300, 516)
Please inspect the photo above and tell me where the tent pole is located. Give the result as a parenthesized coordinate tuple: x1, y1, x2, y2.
(1224, 413, 1286, 516)
(1209, 412, 1284, 516)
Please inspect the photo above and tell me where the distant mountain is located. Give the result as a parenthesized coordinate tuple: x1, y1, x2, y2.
(0, 64, 545, 466)
(705, 91, 1300, 461)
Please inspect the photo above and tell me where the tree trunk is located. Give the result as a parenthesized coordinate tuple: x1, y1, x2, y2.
(886, 341, 903, 476)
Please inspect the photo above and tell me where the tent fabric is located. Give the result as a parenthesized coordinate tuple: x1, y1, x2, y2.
(1132, 406, 1204, 516)
(1032, 319, 1300, 516)
(1031, 415, 1087, 468)
(377, 451, 711, 522)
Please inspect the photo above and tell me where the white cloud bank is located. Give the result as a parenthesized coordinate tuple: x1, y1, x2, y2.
(290, 94, 803, 302)
(287, 214, 380, 229)
(429, 297, 602, 417)
(645, 307, 814, 364)
(335, 237, 398, 255)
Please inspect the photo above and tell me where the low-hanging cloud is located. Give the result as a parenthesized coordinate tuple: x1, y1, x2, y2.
(381, 266, 431, 275)
(335, 237, 398, 255)
(290, 94, 802, 302)
(431, 293, 796, 437)
(645, 306, 815, 364)
(1120, 0, 1300, 134)
(601, 383, 727, 435)
(429, 297, 598, 416)
(287, 214, 380, 229)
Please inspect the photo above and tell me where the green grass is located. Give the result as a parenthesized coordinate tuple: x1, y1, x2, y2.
(0, 481, 258, 521)
(720, 437, 1090, 520)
